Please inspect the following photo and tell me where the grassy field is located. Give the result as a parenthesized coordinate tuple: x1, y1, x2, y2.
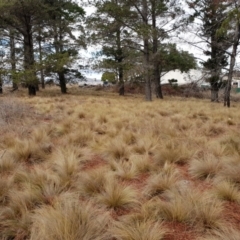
(1, 86, 240, 240)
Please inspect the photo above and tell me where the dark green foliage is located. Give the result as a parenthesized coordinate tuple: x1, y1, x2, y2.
(157, 44, 196, 73)
(101, 71, 116, 83)
(188, 0, 230, 101)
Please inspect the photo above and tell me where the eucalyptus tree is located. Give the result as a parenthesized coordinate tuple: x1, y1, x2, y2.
(188, 0, 230, 102)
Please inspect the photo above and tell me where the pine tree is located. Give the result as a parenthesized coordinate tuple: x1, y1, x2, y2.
(189, 0, 230, 102)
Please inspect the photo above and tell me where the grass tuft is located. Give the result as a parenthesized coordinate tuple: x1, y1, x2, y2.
(144, 167, 179, 198)
(97, 177, 139, 210)
(213, 180, 240, 203)
(189, 155, 222, 180)
(30, 195, 109, 240)
(153, 140, 194, 165)
(77, 167, 110, 197)
(108, 213, 168, 240)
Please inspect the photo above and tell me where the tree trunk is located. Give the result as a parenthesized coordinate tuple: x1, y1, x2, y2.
(154, 65, 163, 99)
(116, 28, 125, 96)
(118, 65, 124, 96)
(155, 83, 163, 99)
(10, 30, 18, 91)
(37, 35, 45, 89)
(142, 0, 152, 101)
(28, 85, 36, 95)
(35, 82, 39, 91)
(145, 75, 152, 101)
(210, 75, 220, 102)
(151, 0, 163, 99)
(224, 23, 240, 108)
(119, 83, 124, 95)
(224, 79, 231, 107)
(0, 77, 2, 94)
(58, 71, 67, 94)
(40, 69, 44, 89)
(211, 88, 219, 102)
(23, 27, 36, 96)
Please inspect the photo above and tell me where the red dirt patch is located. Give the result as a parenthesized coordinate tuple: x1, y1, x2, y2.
(110, 207, 132, 220)
(176, 164, 213, 192)
(164, 222, 198, 240)
(81, 155, 107, 171)
(121, 173, 150, 190)
(223, 202, 240, 230)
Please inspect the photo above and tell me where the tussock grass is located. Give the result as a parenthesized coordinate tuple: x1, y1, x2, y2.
(30, 195, 110, 240)
(103, 139, 130, 161)
(0, 98, 32, 125)
(153, 139, 195, 165)
(122, 131, 137, 145)
(12, 167, 63, 205)
(0, 200, 32, 239)
(66, 127, 95, 147)
(50, 150, 82, 189)
(77, 167, 110, 197)
(130, 154, 153, 173)
(52, 119, 73, 136)
(203, 123, 226, 137)
(189, 155, 223, 180)
(108, 213, 168, 240)
(97, 177, 140, 210)
(9, 138, 51, 164)
(113, 160, 139, 180)
(217, 157, 240, 184)
(0, 133, 17, 148)
(1, 91, 240, 239)
(132, 135, 158, 155)
(0, 152, 19, 174)
(198, 228, 240, 240)
(220, 134, 240, 156)
(150, 188, 225, 231)
(213, 180, 240, 203)
(0, 178, 11, 205)
(144, 165, 179, 198)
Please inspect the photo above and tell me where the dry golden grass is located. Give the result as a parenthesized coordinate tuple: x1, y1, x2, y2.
(153, 139, 195, 166)
(30, 194, 110, 240)
(0, 178, 11, 205)
(213, 180, 240, 203)
(152, 188, 226, 231)
(198, 228, 240, 240)
(1, 87, 240, 239)
(108, 213, 168, 240)
(96, 176, 140, 210)
(189, 154, 223, 180)
(0, 152, 19, 174)
(144, 164, 179, 198)
(76, 166, 110, 197)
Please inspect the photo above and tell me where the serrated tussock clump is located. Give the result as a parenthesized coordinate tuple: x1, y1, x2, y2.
(189, 155, 223, 180)
(97, 177, 140, 210)
(150, 187, 225, 231)
(30, 195, 110, 240)
(108, 213, 168, 240)
(1, 91, 240, 239)
(144, 167, 179, 198)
